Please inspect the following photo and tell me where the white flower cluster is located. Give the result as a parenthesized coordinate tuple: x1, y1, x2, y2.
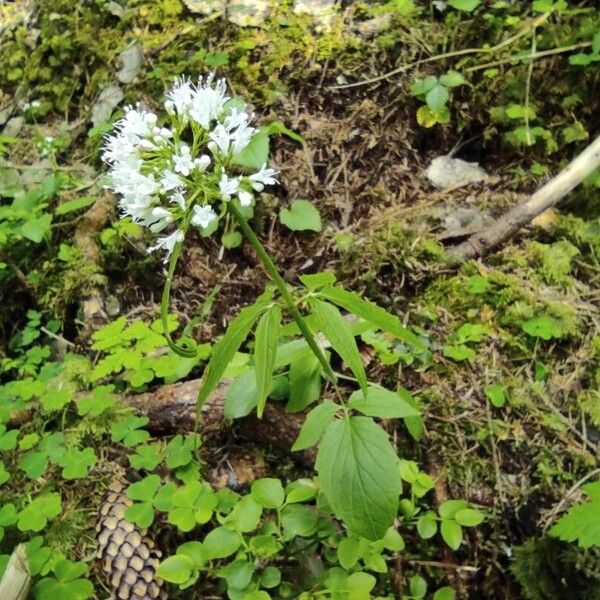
(102, 74, 278, 261)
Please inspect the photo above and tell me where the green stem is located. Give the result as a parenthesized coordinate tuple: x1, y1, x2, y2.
(161, 238, 197, 358)
(228, 202, 337, 383)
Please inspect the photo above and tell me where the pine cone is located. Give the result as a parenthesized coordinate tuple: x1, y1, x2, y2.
(97, 477, 167, 600)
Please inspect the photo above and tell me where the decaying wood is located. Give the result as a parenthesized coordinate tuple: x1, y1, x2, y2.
(124, 377, 316, 466)
(73, 193, 116, 333)
(0, 544, 31, 600)
(451, 134, 600, 260)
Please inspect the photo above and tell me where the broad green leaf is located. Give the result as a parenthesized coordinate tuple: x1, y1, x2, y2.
(127, 475, 161, 502)
(18, 493, 61, 532)
(417, 512, 438, 539)
(224, 368, 258, 419)
(260, 566, 281, 589)
(129, 444, 163, 471)
(254, 305, 281, 417)
(223, 560, 254, 590)
(228, 496, 262, 533)
(59, 448, 96, 479)
(448, 0, 481, 11)
(197, 301, 267, 408)
(292, 401, 339, 451)
(320, 286, 424, 351)
(21, 214, 52, 243)
(455, 508, 484, 527)
(316, 416, 401, 539)
(280, 200, 322, 232)
(309, 299, 367, 393)
(233, 129, 270, 170)
(434, 588, 457, 600)
(522, 316, 563, 340)
(287, 350, 322, 412)
(348, 386, 420, 419)
(203, 526, 243, 560)
(443, 344, 476, 361)
(426, 84, 449, 112)
(251, 478, 285, 509)
(410, 575, 427, 599)
(299, 272, 336, 290)
(337, 537, 361, 569)
(439, 500, 468, 519)
(281, 504, 317, 538)
(156, 555, 194, 584)
(439, 71, 466, 88)
(263, 121, 306, 145)
(441, 520, 463, 550)
(33, 577, 93, 600)
(125, 502, 155, 528)
(176, 541, 205, 569)
(484, 384, 505, 408)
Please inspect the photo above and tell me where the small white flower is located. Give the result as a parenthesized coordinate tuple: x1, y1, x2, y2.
(223, 107, 251, 131)
(194, 155, 211, 171)
(165, 77, 194, 118)
(138, 139, 158, 151)
(219, 173, 241, 201)
(208, 124, 231, 156)
(189, 74, 230, 129)
(142, 207, 173, 233)
(160, 170, 183, 192)
(238, 189, 253, 207)
(249, 163, 278, 191)
(231, 123, 255, 155)
(169, 191, 186, 210)
(191, 204, 218, 229)
(44, 136, 54, 143)
(148, 229, 185, 261)
(31, 100, 41, 108)
(173, 145, 195, 176)
(119, 106, 157, 140)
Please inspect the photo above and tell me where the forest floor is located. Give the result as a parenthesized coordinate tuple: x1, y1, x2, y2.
(1, 1, 600, 599)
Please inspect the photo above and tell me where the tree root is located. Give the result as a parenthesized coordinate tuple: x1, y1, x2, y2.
(123, 377, 316, 467)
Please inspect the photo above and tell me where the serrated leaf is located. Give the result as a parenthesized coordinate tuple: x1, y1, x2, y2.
(320, 286, 424, 351)
(197, 302, 267, 408)
(309, 298, 367, 393)
(550, 496, 600, 548)
(348, 385, 420, 419)
(292, 401, 339, 451)
(254, 305, 281, 417)
(316, 416, 401, 539)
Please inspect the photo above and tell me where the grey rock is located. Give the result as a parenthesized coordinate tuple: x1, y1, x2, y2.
(425, 155, 488, 189)
(2, 116, 23, 137)
(117, 42, 143, 84)
(182, 0, 225, 14)
(228, 0, 269, 26)
(90, 85, 124, 128)
(294, 0, 338, 28)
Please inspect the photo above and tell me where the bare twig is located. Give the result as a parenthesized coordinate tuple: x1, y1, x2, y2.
(450, 134, 600, 261)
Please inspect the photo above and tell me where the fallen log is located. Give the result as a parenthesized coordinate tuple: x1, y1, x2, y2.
(451, 134, 600, 260)
(124, 377, 317, 467)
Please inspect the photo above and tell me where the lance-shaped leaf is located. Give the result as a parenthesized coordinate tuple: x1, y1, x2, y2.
(254, 305, 281, 417)
(309, 299, 367, 393)
(320, 285, 424, 351)
(197, 301, 267, 408)
(316, 416, 401, 540)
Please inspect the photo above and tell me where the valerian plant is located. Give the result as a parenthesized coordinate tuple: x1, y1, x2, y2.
(101, 74, 445, 541)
